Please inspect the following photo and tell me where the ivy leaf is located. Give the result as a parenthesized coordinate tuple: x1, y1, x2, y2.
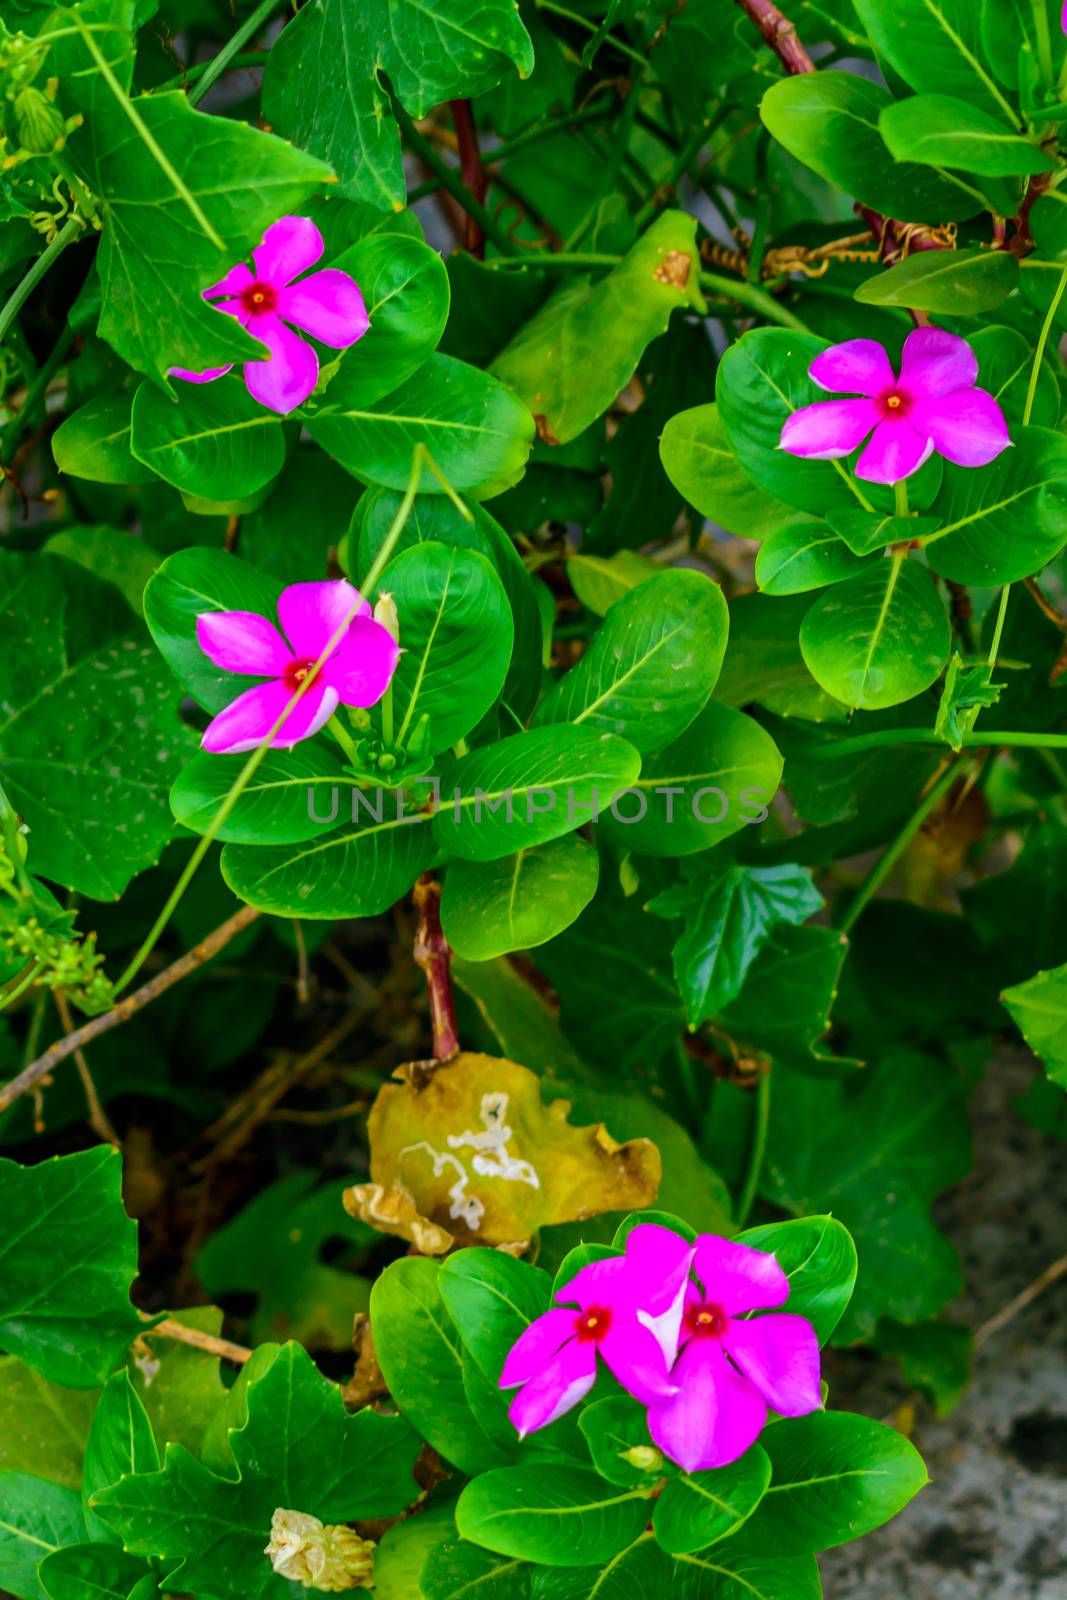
(934, 653, 1003, 750)
(0, 1149, 143, 1389)
(91, 1343, 420, 1600)
(263, 0, 534, 210)
(1002, 961, 1067, 1088)
(0, 552, 193, 898)
(38, 1545, 149, 1600)
(649, 863, 824, 1027)
(82, 1371, 159, 1542)
(761, 1053, 972, 1338)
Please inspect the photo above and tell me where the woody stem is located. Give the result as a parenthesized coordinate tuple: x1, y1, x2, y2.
(413, 874, 460, 1060)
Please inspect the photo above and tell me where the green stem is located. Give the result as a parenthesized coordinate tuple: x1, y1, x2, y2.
(837, 760, 967, 936)
(804, 727, 1067, 760)
(1032, 0, 1054, 84)
(159, 49, 270, 96)
(188, 0, 286, 105)
(395, 104, 518, 256)
(894, 478, 909, 518)
(0, 963, 43, 1015)
(1024, 263, 1067, 426)
(0, 218, 82, 347)
(327, 715, 360, 764)
(735, 1070, 771, 1227)
(534, 0, 648, 67)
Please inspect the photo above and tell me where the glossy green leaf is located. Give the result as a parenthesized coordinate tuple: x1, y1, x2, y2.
(760, 72, 980, 220)
(130, 379, 285, 501)
(52, 395, 157, 485)
(0, 1149, 142, 1389)
(81, 1373, 158, 1543)
(660, 404, 803, 540)
(924, 428, 1067, 584)
(438, 1249, 552, 1386)
(0, 1361, 97, 1489)
(852, 0, 1023, 121)
(756, 523, 878, 595)
(578, 1397, 669, 1491)
(880, 94, 1054, 176)
(263, 0, 534, 209)
(306, 353, 534, 497)
(713, 925, 850, 1072)
(969, 325, 1061, 428)
(144, 547, 284, 712)
(441, 836, 600, 959)
(1002, 961, 1067, 1088)
(456, 1465, 652, 1567)
(567, 552, 661, 616)
(854, 248, 1019, 313)
(653, 1446, 772, 1555)
(171, 744, 360, 846)
(43, 530, 160, 618)
(826, 511, 941, 557)
(490, 211, 703, 445)
(422, 1540, 531, 1600)
(533, 570, 728, 753)
(0, 1474, 85, 1600)
(38, 1545, 149, 1600)
(799, 558, 951, 710)
(736, 1217, 858, 1346)
(433, 727, 641, 862)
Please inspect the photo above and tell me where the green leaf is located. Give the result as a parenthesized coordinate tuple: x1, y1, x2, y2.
(263, 0, 534, 210)
(441, 837, 600, 960)
(220, 808, 436, 918)
(567, 553, 661, 617)
(455, 1465, 652, 1567)
(375, 541, 514, 755)
(970, 325, 1061, 428)
(0, 1360, 97, 1489)
(871, 1318, 972, 1416)
(490, 211, 703, 445)
(852, 0, 1023, 121)
(653, 1446, 772, 1555)
(242, 449, 362, 586)
(660, 404, 803, 540)
(934, 653, 1003, 749)
(72, 90, 330, 385)
(82, 1372, 158, 1542)
(799, 559, 951, 710)
(761, 1053, 971, 1338)
(306, 353, 534, 498)
(648, 863, 824, 1025)
(735, 1218, 858, 1347)
(0, 1149, 143, 1389)
(317, 231, 450, 410)
(735, 1412, 928, 1556)
(433, 727, 641, 862)
(924, 428, 1067, 584)
(1002, 960, 1067, 1088)
(52, 395, 157, 485)
(713, 925, 850, 1072)
(760, 72, 981, 220)
(880, 93, 1054, 176)
(371, 1257, 513, 1477)
(38, 1545, 149, 1600)
(826, 511, 941, 557)
(533, 570, 728, 754)
(578, 1396, 669, 1491)
(43, 530, 159, 618)
(171, 744, 360, 846)
(855, 248, 1019, 313)
(130, 380, 285, 502)
(422, 1540, 531, 1600)
(0, 552, 191, 898)
(125, 1306, 227, 1460)
(0, 1473, 86, 1600)
(717, 329, 870, 518)
(144, 548, 284, 713)
(755, 524, 879, 595)
(92, 1343, 420, 1600)
(438, 1249, 552, 1386)
(715, 594, 848, 725)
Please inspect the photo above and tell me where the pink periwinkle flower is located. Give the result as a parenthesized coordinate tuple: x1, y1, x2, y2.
(498, 1225, 694, 1437)
(779, 329, 1011, 485)
(170, 215, 369, 415)
(646, 1234, 822, 1473)
(196, 579, 398, 755)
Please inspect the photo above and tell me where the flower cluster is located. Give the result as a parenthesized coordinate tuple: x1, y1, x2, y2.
(196, 579, 398, 755)
(500, 1224, 821, 1472)
(172, 215, 369, 415)
(780, 328, 1010, 485)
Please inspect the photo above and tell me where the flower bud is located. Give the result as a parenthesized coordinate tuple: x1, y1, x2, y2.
(622, 1444, 664, 1473)
(373, 591, 399, 643)
(264, 1509, 375, 1592)
(13, 85, 67, 154)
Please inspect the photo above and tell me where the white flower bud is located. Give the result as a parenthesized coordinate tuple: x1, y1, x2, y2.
(264, 1508, 375, 1592)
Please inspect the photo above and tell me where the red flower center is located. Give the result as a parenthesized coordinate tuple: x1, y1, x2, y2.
(685, 1301, 728, 1339)
(284, 658, 315, 689)
(574, 1305, 612, 1342)
(881, 391, 908, 418)
(240, 281, 278, 317)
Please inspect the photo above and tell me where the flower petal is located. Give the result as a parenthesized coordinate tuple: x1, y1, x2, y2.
(625, 1223, 695, 1366)
(911, 387, 1012, 469)
(201, 680, 338, 754)
(555, 1254, 628, 1310)
(254, 215, 324, 287)
(648, 1341, 767, 1473)
(899, 327, 978, 400)
(196, 611, 291, 676)
(725, 1314, 822, 1417)
(855, 418, 935, 484)
(599, 1315, 679, 1405)
(693, 1236, 790, 1315)
(169, 364, 233, 384)
(278, 580, 370, 660)
(279, 269, 370, 349)
(499, 1309, 576, 1390)
(508, 1339, 597, 1438)
(243, 315, 319, 414)
(204, 262, 254, 301)
(779, 398, 880, 460)
(809, 339, 896, 397)
(319, 616, 399, 707)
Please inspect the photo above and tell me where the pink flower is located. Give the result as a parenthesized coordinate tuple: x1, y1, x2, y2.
(171, 215, 369, 415)
(779, 329, 1011, 485)
(196, 579, 398, 755)
(647, 1234, 821, 1473)
(499, 1225, 694, 1437)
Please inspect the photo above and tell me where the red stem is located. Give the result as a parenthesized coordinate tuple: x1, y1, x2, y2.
(413, 874, 460, 1060)
(733, 0, 816, 74)
(449, 99, 488, 259)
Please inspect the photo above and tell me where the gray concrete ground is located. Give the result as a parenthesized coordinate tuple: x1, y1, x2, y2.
(822, 1053, 1067, 1599)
